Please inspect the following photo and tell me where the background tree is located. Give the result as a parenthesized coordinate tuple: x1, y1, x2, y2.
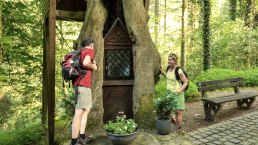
(164, 0, 167, 35)
(202, 0, 211, 71)
(155, 0, 160, 44)
(0, 3, 2, 63)
(230, 0, 237, 21)
(187, 0, 196, 52)
(180, 0, 186, 68)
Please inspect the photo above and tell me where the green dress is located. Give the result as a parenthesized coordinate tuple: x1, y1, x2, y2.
(166, 68, 185, 110)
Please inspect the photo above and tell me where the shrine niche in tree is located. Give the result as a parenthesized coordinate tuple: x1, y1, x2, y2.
(104, 18, 133, 80)
(103, 18, 134, 123)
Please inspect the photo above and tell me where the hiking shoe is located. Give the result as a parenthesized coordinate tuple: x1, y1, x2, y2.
(78, 136, 94, 145)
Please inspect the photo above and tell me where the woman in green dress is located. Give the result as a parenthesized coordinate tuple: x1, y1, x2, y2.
(160, 53, 188, 132)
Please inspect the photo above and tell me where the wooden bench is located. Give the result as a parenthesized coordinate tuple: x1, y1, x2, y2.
(196, 77, 258, 121)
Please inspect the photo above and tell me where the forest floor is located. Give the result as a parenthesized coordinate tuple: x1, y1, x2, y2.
(182, 87, 258, 133)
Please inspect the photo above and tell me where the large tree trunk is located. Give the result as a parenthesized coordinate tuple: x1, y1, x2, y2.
(77, 0, 108, 129)
(122, 0, 161, 125)
(76, 0, 160, 129)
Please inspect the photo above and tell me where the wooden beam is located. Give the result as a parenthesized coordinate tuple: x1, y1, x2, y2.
(42, 18, 49, 145)
(48, 0, 56, 144)
(56, 10, 85, 21)
(103, 80, 134, 86)
(42, 18, 48, 126)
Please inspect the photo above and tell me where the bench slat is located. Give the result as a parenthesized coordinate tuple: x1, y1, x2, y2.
(197, 77, 243, 87)
(198, 81, 243, 92)
(202, 92, 258, 104)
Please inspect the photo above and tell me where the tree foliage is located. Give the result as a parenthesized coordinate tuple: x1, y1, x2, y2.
(0, 0, 43, 129)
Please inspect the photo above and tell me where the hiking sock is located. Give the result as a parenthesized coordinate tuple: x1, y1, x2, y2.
(71, 138, 77, 145)
(80, 134, 86, 140)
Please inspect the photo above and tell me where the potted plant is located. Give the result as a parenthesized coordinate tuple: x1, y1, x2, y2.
(153, 91, 177, 135)
(103, 113, 139, 145)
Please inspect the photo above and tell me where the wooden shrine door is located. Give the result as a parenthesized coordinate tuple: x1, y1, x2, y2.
(103, 19, 134, 123)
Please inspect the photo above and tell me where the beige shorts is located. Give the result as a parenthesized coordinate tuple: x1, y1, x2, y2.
(75, 87, 92, 109)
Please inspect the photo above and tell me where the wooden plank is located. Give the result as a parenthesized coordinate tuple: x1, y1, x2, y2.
(202, 92, 258, 104)
(197, 77, 243, 87)
(198, 81, 243, 91)
(56, 10, 85, 21)
(42, 19, 48, 125)
(48, 0, 56, 144)
(103, 80, 134, 86)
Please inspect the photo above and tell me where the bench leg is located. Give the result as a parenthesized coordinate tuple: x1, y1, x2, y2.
(237, 97, 256, 109)
(203, 101, 221, 121)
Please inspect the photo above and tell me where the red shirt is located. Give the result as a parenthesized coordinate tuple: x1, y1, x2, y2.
(73, 47, 95, 88)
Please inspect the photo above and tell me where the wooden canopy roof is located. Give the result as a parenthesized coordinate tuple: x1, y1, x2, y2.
(43, 0, 150, 21)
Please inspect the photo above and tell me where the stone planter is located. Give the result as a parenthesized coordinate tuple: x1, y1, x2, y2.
(106, 129, 139, 145)
(156, 118, 171, 135)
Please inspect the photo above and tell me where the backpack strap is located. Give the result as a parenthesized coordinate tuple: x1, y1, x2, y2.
(166, 66, 170, 74)
(166, 66, 180, 81)
(175, 66, 180, 81)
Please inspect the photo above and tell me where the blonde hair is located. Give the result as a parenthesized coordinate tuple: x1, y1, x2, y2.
(168, 53, 178, 65)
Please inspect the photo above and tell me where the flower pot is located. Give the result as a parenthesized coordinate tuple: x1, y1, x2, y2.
(156, 118, 171, 135)
(106, 129, 139, 145)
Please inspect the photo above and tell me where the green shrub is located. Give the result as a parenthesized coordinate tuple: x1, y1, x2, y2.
(194, 68, 258, 87)
(153, 91, 177, 120)
(184, 81, 200, 101)
(0, 123, 45, 145)
(194, 69, 240, 82)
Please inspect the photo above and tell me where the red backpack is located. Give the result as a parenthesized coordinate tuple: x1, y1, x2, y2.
(61, 49, 86, 83)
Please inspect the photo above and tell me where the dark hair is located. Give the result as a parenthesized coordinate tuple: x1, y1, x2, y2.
(81, 37, 94, 47)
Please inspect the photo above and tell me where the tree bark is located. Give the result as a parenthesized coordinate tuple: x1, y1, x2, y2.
(180, 0, 186, 68)
(244, 0, 256, 28)
(77, 0, 108, 129)
(154, 0, 159, 44)
(203, 0, 211, 71)
(164, 0, 167, 35)
(122, 0, 161, 120)
(0, 3, 3, 63)
(230, 0, 237, 21)
(187, 0, 196, 52)
(76, 0, 160, 128)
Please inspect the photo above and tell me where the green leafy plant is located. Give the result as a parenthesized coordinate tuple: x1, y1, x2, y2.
(103, 116, 138, 135)
(154, 91, 177, 120)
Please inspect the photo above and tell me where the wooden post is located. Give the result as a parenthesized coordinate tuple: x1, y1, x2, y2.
(48, 0, 56, 144)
